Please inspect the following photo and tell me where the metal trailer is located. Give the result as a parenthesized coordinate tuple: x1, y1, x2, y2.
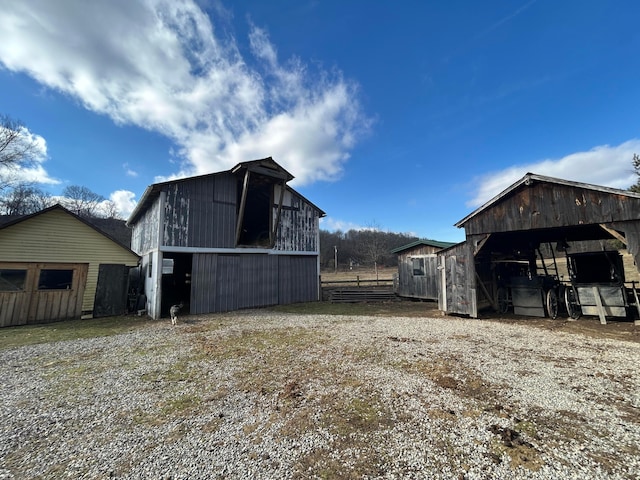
(564, 251, 640, 323)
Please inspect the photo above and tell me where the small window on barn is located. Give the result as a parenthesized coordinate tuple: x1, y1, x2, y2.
(0, 269, 27, 291)
(412, 258, 425, 276)
(38, 269, 73, 290)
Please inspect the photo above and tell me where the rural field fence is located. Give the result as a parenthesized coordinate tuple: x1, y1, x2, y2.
(320, 271, 398, 303)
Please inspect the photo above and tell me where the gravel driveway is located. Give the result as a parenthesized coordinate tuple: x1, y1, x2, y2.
(1, 311, 639, 479)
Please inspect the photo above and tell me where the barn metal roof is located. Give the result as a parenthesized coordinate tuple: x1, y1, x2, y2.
(454, 172, 640, 229)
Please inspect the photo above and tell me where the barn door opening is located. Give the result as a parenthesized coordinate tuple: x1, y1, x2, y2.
(161, 252, 192, 318)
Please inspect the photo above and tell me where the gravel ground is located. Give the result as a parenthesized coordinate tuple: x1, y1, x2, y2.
(1, 311, 639, 479)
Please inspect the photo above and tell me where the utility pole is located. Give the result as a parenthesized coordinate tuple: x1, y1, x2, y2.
(334, 245, 338, 274)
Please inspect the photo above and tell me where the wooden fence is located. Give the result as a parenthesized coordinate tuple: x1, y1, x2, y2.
(320, 274, 397, 303)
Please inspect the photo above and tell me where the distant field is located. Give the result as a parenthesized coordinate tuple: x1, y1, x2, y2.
(320, 268, 395, 286)
(322, 251, 640, 285)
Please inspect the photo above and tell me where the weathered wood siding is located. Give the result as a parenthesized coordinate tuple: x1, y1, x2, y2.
(611, 220, 640, 273)
(397, 254, 439, 299)
(438, 242, 476, 317)
(131, 197, 160, 254)
(396, 245, 443, 300)
(0, 262, 88, 327)
(0, 208, 139, 315)
(274, 187, 320, 252)
(163, 175, 237, 248)
(464, 182, 640, 236)
(190, 253, 317, 313)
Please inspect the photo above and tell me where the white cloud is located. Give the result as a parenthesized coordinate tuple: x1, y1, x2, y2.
(0, 0, 369, 185)
(123, 163, 139, 177)
(467, 139, 640, 207)
(109, 190, 137, 219)
(320, 217, 367, 232)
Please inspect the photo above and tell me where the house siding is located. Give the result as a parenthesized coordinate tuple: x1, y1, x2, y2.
(0, 209, 139, 314)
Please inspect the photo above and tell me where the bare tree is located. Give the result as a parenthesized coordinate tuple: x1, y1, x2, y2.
(0, 114, 43, 192)
(0, 185, 53, 215)
(61, 185, 105, 217)
(101, 199, 121, 219)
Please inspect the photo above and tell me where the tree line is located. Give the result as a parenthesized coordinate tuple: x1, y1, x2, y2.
(319, 229, 419, 271)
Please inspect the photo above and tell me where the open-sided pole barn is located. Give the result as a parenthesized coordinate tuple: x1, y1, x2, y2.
(441, 173, 640, 320)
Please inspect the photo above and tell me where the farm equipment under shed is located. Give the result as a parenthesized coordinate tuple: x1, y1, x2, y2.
(492, 244, 640, 323)
(564, 250, 640, 324)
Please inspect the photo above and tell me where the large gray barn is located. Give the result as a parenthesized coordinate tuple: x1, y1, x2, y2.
(127, 158, 325, 319)
(439, 173, 640, 319)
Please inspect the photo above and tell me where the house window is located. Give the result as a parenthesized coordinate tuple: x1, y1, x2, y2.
(0, 269, 27, 291)
(412, 258, 425, 276)
(38, 269, 73, 290)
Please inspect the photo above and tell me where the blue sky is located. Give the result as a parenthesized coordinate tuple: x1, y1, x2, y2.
(1, 1, 639, 242)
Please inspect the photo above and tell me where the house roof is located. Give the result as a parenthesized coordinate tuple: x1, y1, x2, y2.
(390, 239, 457, 254)
(127, 156, 325, 225)
(454, 172, 640, 228)
(0, 204, 139, 257)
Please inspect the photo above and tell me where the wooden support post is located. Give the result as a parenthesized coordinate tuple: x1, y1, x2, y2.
(271, 180, 286, 247)
(632, 282, 640, 326)
(235, 169, 250, 245)
(475, 272, 497, 311)
(592, 286, 607, 325)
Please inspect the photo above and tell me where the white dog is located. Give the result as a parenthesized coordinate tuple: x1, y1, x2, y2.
(170, 302, 183, 325)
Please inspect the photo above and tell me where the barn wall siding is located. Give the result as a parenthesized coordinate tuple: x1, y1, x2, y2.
(274, 189, 319, 252)
(278, 255, 319, 304)
(190, 253, 317, 314)
(465, 183, 640, 236)
(163, 175, 238, 249)
(438, 242, 476, 317)
(156, 175, 321, 252)
(396, 245, 443, 300)
(131, 198, 160, 254)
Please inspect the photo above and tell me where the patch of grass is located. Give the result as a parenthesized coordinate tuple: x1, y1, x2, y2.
(0, 315, 154, 350)
(140, 358, 200, 384)
(269, 300, 439, 317)
(324, 395, 394, 436)
(396, 355, 500, 405)
(160, 393, 202, 416)
(290, 391, 396, 479)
